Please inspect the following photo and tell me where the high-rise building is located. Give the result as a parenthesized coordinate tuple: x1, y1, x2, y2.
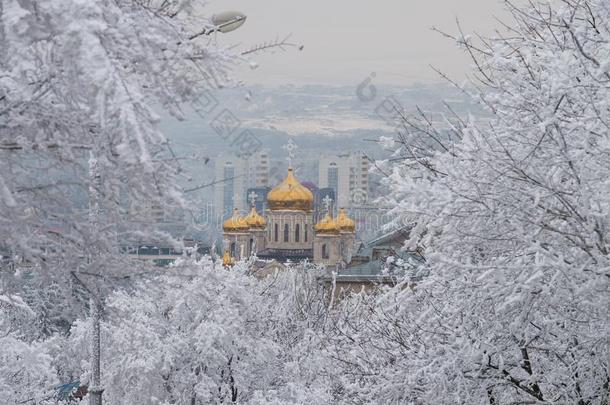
(213, 151, 269, 219)
(128, 200, 165, 223)
(318, 153, 369, 208)
(127, 200, 185, 224)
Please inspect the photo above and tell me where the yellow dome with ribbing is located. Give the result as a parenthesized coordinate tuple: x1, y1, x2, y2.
(245, 206, 266, 229)
(336, 208, 355, 232)
(223, 208, 249, 232)
(314, 212, 340, 234)
(267, 168, 313, 211)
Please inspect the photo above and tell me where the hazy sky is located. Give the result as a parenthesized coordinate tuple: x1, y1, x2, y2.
(209, 0, 513, 86)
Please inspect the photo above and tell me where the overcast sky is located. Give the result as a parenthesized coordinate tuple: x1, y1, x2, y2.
(208, 0, 514, 86)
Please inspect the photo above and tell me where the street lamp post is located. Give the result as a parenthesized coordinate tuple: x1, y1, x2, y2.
(88, 153, 103, 405)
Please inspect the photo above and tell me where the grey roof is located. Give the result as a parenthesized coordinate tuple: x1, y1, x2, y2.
(319, 273, 398, 284)
(321, 248, 427, 284)
(366, 224, 413, 248)
(343, 260, 385, 276)
(257, 248, 313, 262)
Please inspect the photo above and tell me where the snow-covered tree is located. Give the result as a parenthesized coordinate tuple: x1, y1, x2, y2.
(0, 2, 280, 402)
(61, 258, 333, 404)
(0, 0, 224, 255)
(0, 295, 58, 404)
(367, 0, 610, 403)
(0, 0, 238, 336)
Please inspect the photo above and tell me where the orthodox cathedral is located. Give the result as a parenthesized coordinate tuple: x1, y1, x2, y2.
(222, 167, 356, 268)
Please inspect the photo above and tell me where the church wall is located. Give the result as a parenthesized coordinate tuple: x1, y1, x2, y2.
(223, 232, 250, 259)
(339, 232, 356, 262)
(250, 229, 266, 253)
(313, 234, 341, 266)
(265, 210, 313, 250)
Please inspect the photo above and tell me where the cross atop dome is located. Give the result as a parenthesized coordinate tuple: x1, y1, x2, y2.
(282, 139, 298, 168)
(322, 195, 333, 213)
(248, 191, 258, 207)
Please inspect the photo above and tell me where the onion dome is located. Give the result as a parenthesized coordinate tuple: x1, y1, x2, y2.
(314, 212, 340, 235)
(222, 250, 235, 267)
(222, 208, 249, 232)
(336, 208, 355, 232)
(245, 206, 266, 229)
(267, 168, 314, 211)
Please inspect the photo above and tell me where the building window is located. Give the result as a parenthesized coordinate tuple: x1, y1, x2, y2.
(249, 238, 253, 253)
(284, 224, 289, 242)
(230, 242, 236, 257)
(304, 227, 308, 242)
(322, 243, 329, 259)
(295, 224, 300, 242)
(328, 165, 339, 202)
(274, 224, 279, 242)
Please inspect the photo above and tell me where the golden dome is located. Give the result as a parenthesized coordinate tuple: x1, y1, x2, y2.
(267, 168, 313, 211)
(314, 212, 340, 235)
(222, 250, 235, 267)
(245, 206, 266, 229)
(222, 208, 249, 232)
(336, 208, 355, 232)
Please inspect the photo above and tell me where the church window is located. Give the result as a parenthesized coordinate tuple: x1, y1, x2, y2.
(322, 243, 329, 259)
(274, 224, 279, 242)
(305, 227, 308, 242)
(295, 224, 300, 242)
(284, 224, 289, 242)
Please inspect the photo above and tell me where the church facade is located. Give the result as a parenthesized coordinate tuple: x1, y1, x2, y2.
(222, 167, 356, 268)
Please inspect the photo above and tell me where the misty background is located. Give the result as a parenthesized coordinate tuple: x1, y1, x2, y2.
(160, 1, 512, 201)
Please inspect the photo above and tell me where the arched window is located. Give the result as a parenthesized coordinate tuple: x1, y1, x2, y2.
(304, 227, 308, 242)
(295, 224, 300, 242)
(230, 242, 236, 257)
(249, 238, 254, 254)
(322, 243, 329, 259)
(274, 224, 279, 242)
(284, 224, 289, 242)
